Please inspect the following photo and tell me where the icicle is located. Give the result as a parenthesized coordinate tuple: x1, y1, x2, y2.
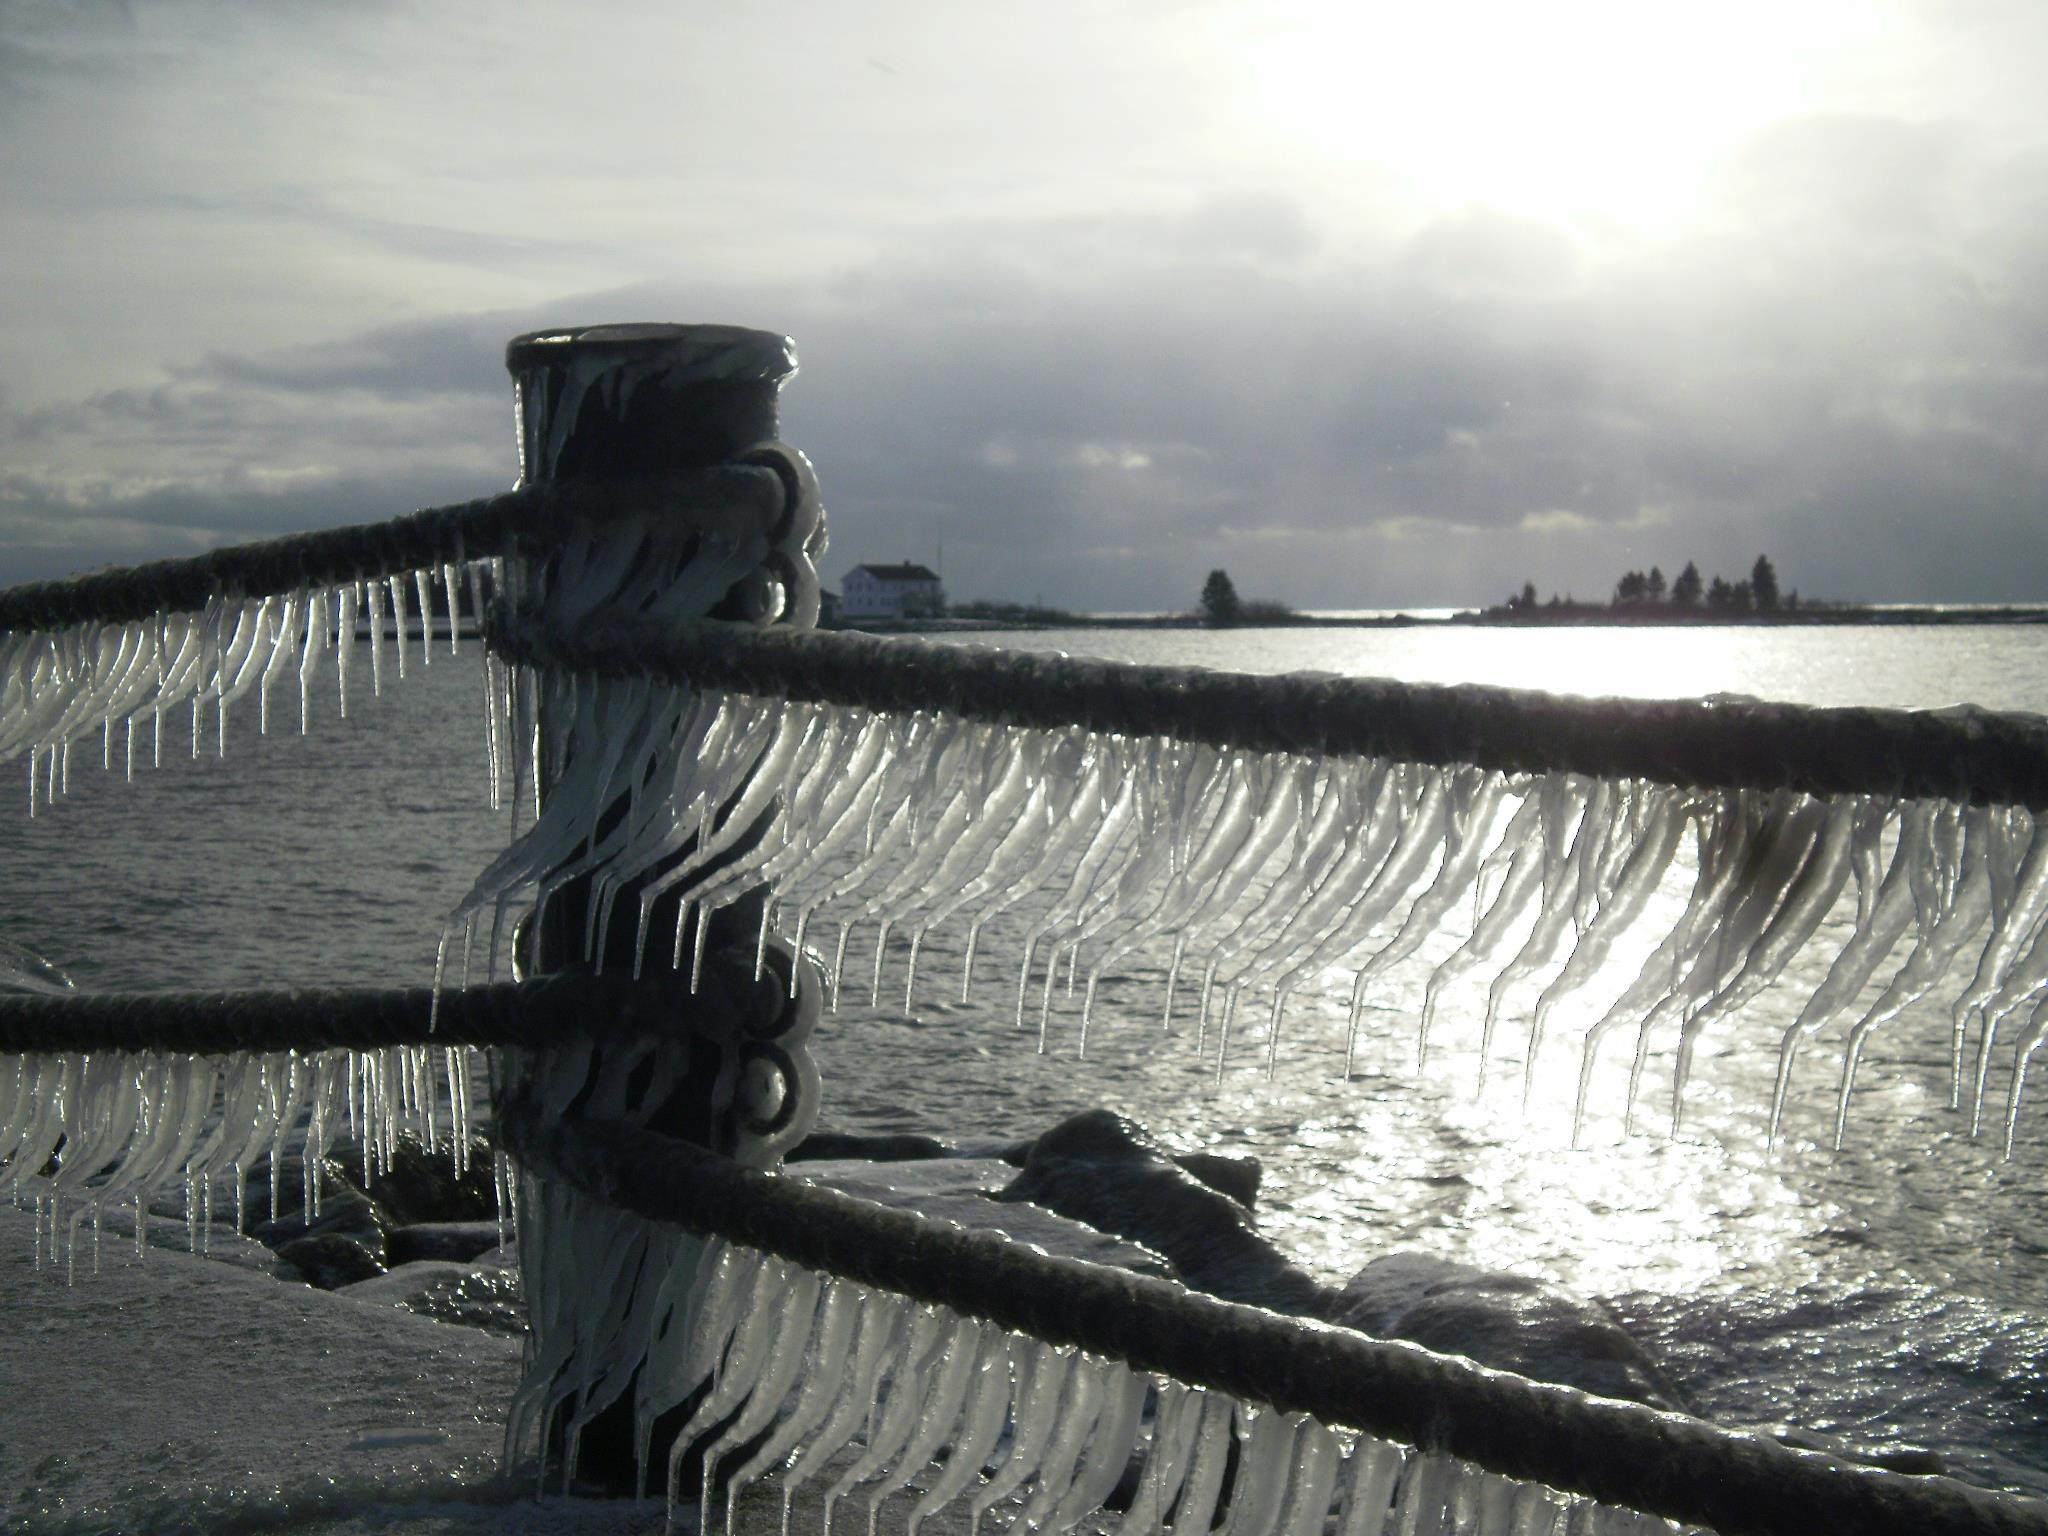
(850, 1314, 987, 1536)
(1768, 802, 1924, 1143)
(416, 567, 437, 664)
(365, 579, 387, 696)
(1335, 768, 1508, 1068)
(1661, 795, 1845, 1130)
(1164, 1392, 1237, 1536)
(336, 584, 358, 718)
(903, 1332, 1017, 1536)
(1418, 785, 1546, 1070)
(703, 1269, 829, 1533)
(967, 1341, 1076, 1534)
(299, 587, 330, 733)
(1957, 814, 2048, 1131)
(777, 1291, 912, 1526)
(720, 1279, 863, 1515)
(389, 573, 410, 679)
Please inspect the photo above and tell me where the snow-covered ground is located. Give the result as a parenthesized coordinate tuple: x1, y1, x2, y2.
(0, 1202, 668, 1535)
(0, 1199, 1004, 1536)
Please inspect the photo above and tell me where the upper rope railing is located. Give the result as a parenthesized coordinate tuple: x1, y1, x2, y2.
(0, 471, 778, 632)
(493, 613, 2048, 809)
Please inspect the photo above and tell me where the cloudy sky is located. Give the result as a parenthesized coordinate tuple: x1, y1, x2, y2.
(2, 0, 2044, 610)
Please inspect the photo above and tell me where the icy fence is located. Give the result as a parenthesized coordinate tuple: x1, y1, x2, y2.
(479, 617, 2048, 1152)
(7, 319, 2048, 1535)
(500, 1105, 2046, 1536)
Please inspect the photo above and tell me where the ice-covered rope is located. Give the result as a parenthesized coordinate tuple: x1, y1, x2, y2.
(0, 451, 823, 810)
(0, 469, 778, 632)
(464, 626, 2048, 1154)
(491, 618, 2048, 809)
(500, 1104, 2048, 1536)
(0, 974, 719, 1055)
(0, 946, 819, 1266)
(0, 965, 813, 1282)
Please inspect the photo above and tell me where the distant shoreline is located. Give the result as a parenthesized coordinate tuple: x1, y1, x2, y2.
(833, 603, 2048, 635)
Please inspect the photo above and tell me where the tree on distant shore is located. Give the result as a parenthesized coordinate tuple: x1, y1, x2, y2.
(1751, 554, 1780, 611)
(1199, 569, 1241, 626)
(1500, 555, 1787, 618)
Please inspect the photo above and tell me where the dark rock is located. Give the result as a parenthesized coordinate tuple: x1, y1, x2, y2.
(788, 1130, 953, 1163)
(792, 1123, 1262, 1208)
(387, 1221, 507, 1267)
(992, 1124, 1260, 1209)
(1331, 1253, 1689, 1411)
(241, 1152, 371, 1229)
(800, 1157, 1176, 1279)
(995, 1110, 1321, 1313)
(252, 1188, 390, 1258)
(789, 1110, 1684, 1420)
(342, 1134, 496, 1225)
(278, 1231, 387, 1289)
(1172, 1151, 1261, 1210)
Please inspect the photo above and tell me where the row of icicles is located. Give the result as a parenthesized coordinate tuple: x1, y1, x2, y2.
(0, 1043, 504, 1281)
(0, 494, 804, 814)
(514, 1198, 1687, 1536)
(0, 559, 494, 812)
(453, 669, 2048, 1154)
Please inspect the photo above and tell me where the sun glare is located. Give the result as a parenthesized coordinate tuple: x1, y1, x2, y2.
(1234, 0, 1871, 233)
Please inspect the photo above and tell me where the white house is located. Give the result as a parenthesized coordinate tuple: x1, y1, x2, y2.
(841, 562, 944, 619)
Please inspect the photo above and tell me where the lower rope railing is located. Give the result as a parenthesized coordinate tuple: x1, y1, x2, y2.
(0, 960, 811, 1270)
(0, 974, 709, 1054)
(499, 1103, 2048, 1536)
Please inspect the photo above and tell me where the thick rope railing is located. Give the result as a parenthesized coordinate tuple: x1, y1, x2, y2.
(0, 973, 770, 1056)
(487, 615, 2048, 811)
(0, 468, 782, 631)
(499, 1103, 2048, 1536)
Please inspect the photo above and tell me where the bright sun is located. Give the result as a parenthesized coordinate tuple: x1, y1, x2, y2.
(1233, 0, 1873, 233)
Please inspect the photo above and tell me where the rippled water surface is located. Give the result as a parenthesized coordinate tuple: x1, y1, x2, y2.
(5, 623, 2047, 1495)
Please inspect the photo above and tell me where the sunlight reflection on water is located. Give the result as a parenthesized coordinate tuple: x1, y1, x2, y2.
(981, 622, 2048, 710)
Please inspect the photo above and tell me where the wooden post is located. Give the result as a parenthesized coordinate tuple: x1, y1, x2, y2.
(499, 323, 822, 1492)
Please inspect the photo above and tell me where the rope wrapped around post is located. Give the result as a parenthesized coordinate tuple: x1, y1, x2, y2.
(487, 615, 2048, 810)
(0, 468, 783, 632)
(499, 1103, 2048, 1536)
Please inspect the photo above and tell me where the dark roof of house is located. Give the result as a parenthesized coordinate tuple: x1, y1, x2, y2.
(850, 563, 941, 582)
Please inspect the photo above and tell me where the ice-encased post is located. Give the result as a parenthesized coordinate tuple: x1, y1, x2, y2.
(498, 324, 822, 1492)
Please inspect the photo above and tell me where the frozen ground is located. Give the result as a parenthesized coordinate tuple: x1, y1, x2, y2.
(0, 1199, 525, 1534)
(0, 1201, 982, 1536)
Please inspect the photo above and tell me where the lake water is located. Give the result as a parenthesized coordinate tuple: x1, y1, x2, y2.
(5, 620, 2047, 1499)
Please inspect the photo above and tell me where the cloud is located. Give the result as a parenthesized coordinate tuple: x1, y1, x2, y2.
(6, 152, 2048, 608)
(172, 314, 515, 398)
